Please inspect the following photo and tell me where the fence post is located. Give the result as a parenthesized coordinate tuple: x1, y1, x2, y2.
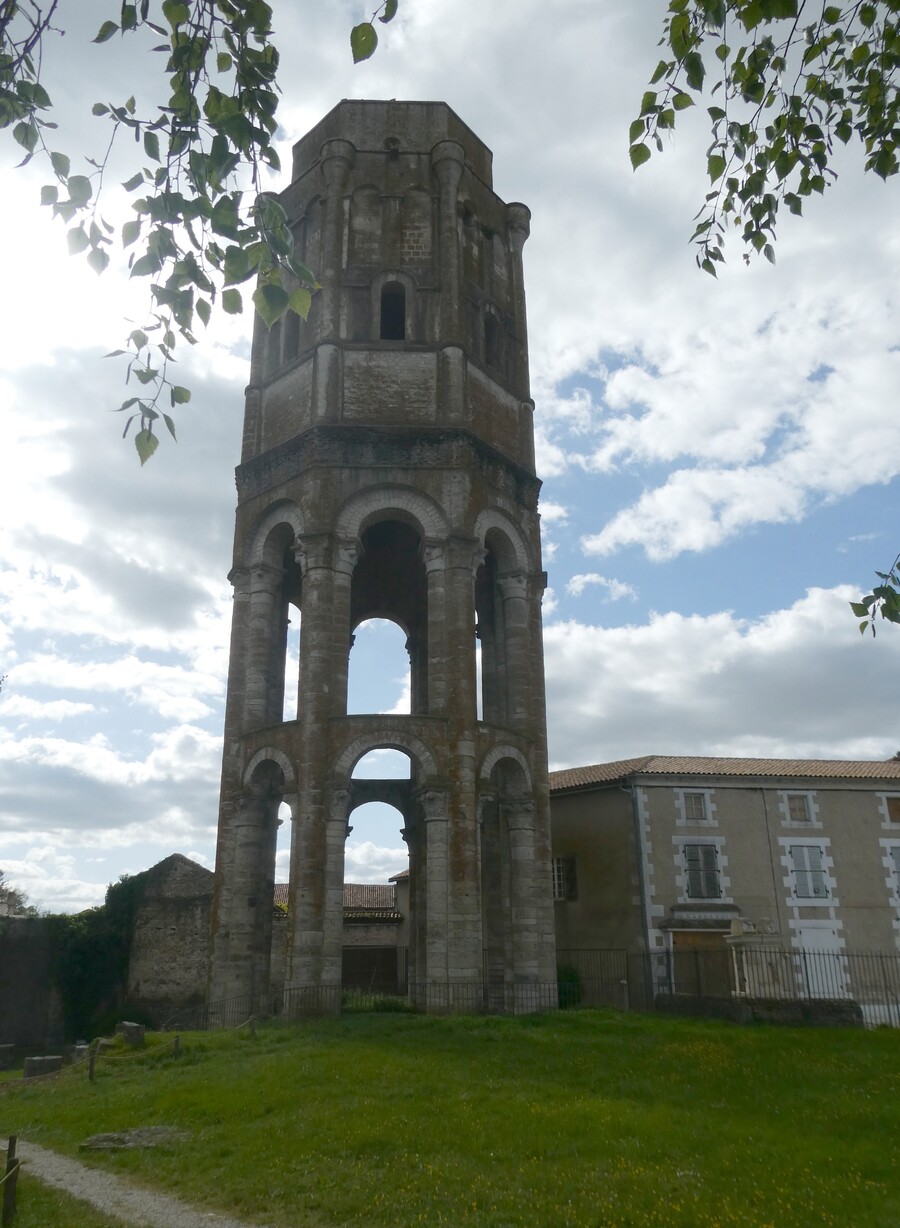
(2, 1135, 19, 1228)
(173, 1035, 181, 1058)
(88, 1039, 97, 1083)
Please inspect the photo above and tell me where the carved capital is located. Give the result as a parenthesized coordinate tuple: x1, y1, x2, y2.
(506, 202, 531, 251)
(294, 532, 333, 575)
(419, 789, 449, 823)
(320, 139, 355, 190)
(502, 796, 536, 830)
(328, 787, 351, 825)
(497, 571, 528, 602)
(333, 536, 359, 578)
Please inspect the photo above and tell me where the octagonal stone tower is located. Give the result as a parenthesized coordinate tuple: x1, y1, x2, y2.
(209, 100, 556, 1014)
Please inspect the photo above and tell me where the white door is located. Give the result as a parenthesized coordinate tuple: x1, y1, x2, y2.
(796, 926, 846, 998)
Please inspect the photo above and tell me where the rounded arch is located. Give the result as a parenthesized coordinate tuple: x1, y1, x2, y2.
(336, 485, 448, 542)
(473, 509, 531, 573)
(243, 747, 296, 791)
(478, 745, 532, 790)
(246, 501, 305, 568)
(332, 729, 439, 784)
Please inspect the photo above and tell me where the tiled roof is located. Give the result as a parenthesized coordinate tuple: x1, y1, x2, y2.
(273, 882, 401, 916)
(549, 755, 900, 791)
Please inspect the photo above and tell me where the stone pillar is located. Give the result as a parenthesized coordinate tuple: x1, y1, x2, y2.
(244, 563, 287, 729)
(497, 572, 530, 730)
(505, 797, 538, 979)
(322, 788, 351, 995)
(286, 532, 350, 1006)
(479, 789, 506, 1012)
(506, 202, 531, 400)
(319, 138, 355, 339)
(213, 790, 279, 1011)
(421, 788, 450, 999)
(432, 140, 465, 344)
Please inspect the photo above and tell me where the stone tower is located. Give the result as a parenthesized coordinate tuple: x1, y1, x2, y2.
(209, 100, 556, 1014)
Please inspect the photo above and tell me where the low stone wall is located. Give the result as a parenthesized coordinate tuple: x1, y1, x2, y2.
(655, 992, 864, 1028)
(0, 917, 65, 1046)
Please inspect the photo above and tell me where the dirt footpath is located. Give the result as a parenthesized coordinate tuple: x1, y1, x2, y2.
(16, 1140, 264, 1228)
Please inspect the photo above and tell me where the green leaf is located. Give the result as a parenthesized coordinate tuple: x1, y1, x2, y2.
(629, 142, 652, 171)
(92, 103, 109, 116)
(849, 601, 871, 617)
(171, 385, 191, 404)
(196, 298, 211, 326)
(351, 22, 378, 63)
(122, 172, 144, 192)
(223, 245, 251, 285)
(87, 248, 111, 274)
(122, 219, 141, 247)
(134, 429, 159, 465)
(684, 51, 705, 92)
(222, 288, 243, 314)
(130, 253, 160, 277)
(163, 413, 177, 440)
(672, 91, 694, 111)
(94, 20, 119, 43)
(628, 119, 644, 144)
(379, 0, 398, 23)
(143, 130, 161, 162)
(67, 175, 93, 206)
(67, 226, 90, 254)
(707, 153, 726, 181)
(216, 52, 233, 72)
(639, 91, 657, 118)
(130, 329, 149, 349)
(253, 282, 290, 327)
(50, 150, 70, 179)
(162, 0, 190, 28)
(40, 185, 58, 206)
(763, 243, 775, 265)
(288, 287, 313, 320)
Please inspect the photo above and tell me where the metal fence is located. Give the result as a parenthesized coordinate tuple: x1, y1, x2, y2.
(178, 946, 900, 1030)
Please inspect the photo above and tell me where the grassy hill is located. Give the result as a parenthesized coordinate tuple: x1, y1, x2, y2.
(3, 1009, 899, 1227)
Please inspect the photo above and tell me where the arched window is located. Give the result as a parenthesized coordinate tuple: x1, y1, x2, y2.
(347, 618, 411, 715)
(380, 281, 406, 340)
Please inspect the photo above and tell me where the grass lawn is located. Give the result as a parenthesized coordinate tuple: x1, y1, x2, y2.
(0, 1009, 897, 1227)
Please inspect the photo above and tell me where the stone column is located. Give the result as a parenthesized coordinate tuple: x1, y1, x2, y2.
(431, 140, 465, 344)
(421, 788, 450, 1002)
(319, 138, 355, 339)
(322, 787, 351, 997)
(505, 797, 538, 980)
(497, 572, 530, 730)
(506, 202, 531, 400)
(478, 789, 506, 1012)
(213, 790, 278, 1011)
(286, 532, 350, 1007)
(244, 563, 287, 729)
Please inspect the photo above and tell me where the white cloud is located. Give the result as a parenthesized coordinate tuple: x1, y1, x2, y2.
(566, 573, 637, 601)
(344, 841, 408, 884)
(0, 696, 96, 722)
(544, 586, 900, 769)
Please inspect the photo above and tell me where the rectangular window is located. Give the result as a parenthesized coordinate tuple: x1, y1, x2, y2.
(787, 793, 811, 823)
(790, 845, 828, 898)
(552, 856, 577, 901)
(683, 844, 721, 899)
(890, 846, 900, 887)
(683, 792, 708, 822)
(887, 797, 900, 824)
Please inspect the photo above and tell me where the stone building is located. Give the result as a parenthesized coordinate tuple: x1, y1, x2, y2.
(550, 756, 900, 1022)
(209, 100, 557, 1015)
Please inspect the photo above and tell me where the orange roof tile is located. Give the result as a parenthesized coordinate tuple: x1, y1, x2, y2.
(549, 755, 900, 792)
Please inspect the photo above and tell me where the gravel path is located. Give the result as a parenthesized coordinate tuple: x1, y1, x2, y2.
(17, 1140, 264, 1228)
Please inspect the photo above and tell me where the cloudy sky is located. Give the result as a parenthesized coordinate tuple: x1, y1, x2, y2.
(1, 1, 899, 912)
